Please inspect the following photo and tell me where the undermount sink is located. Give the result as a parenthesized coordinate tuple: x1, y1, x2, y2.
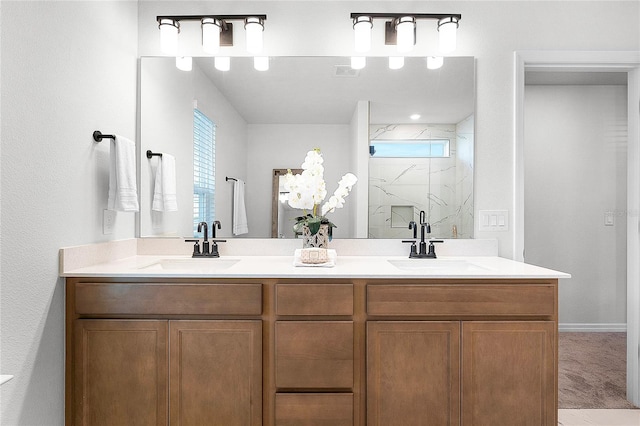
(388, 259, 489, 273)
(140, 258, 240, 271)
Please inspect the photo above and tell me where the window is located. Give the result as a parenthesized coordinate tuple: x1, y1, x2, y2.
(193, 109, 216, 236)
(369, 139, 450, 158)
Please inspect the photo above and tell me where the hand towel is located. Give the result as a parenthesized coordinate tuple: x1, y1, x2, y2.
(107, 135, 139, 212)
(232, 179, 249, 235)
(152, 153, 178, 212)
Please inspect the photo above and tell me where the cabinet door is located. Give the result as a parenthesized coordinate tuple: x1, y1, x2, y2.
(462, 321, 556, 426)
(74, 320, 168, 426)
(367, 321, 460, 426)
(169, 320, 262, 426)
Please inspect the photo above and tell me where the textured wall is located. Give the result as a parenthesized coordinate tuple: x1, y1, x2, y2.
(0, 2, 138, 424)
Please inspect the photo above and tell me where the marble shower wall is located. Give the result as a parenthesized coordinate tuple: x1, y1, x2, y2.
(368, 119, 474, 239)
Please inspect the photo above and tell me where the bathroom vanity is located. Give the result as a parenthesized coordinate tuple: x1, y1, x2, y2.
(61, 240, 567, 426)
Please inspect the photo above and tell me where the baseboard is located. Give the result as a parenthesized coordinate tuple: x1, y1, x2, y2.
(559, 323, 627, 332)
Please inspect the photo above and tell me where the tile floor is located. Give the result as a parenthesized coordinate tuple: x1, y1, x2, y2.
(558, 409, 640, 425)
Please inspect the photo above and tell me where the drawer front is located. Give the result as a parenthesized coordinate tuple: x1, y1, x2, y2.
(275, 321, 353, 389)
(276, 284, 353, 316)
(367, 284, 556, 317)
(275, 393, 353, 426)
(75, 283, 262, 315)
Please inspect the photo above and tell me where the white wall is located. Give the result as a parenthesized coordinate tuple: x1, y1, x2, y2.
(524, 85, 628, 327)
(1, 1, 138, 424)
(245, 124, 354, 238)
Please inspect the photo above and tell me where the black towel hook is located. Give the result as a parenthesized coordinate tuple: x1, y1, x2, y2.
(146, 150, 163, 159)
(93, 130, 115, 142)
(226, 176, 238, 182)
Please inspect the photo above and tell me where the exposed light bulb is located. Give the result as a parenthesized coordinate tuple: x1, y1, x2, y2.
(351, 56, 366, 70)
(389, 56, 404, 70)
(438, 17, 459, 53)
(175, 56, 192, 71)
(244, 17, 264, 54)
(159, 18, 179, 55)
(214, 56, 230, 71)
(427, 56, 444, 70)
(202, 18, 222, 54)
(254, 56, 269, 71)
(353, 16, 373, 53)
(396, 16, 415, 53)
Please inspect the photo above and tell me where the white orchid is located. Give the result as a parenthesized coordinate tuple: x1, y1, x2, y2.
(283, 149, 357, 236)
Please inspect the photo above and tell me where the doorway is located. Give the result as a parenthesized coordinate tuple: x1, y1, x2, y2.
(514, 51, 640, 405)
(524, 75, 629, 407)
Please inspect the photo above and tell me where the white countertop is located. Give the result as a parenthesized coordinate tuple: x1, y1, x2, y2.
(60, 254, 570, 279)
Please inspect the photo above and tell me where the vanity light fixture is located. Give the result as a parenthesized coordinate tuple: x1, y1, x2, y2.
(351, 56, 366, 70)
(201, 17, 223, 54)
(395, 16, 416, 53)
(427, 56, 444, 69)
(244, 17, 264, 54)
(437, 16, 459, 53)
(215, 56, 231, 71)
(254, 56, 269, 71)
(389, 56, 404, 70)
(159, 18, 180, 55)
(156, 14, 267, 55)
(353, 15, 373, 53)
(176, 56, 193, 71)
(350, 13, 461, 55)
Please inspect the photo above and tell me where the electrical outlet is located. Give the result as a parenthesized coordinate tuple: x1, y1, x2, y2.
(103, 209, 116, 235)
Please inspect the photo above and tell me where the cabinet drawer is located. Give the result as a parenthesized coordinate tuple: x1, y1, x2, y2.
(275, 393, 353, 426)
(75, 283, 262, 315)
(367, 284, 556, 317)
(275, 321, 353, 389)
(276, 284, 353, 316)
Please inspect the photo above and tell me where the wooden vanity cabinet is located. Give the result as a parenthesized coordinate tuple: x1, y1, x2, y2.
(66, 276, 558, 426)
(366, 281, 558, 426)
(66, 279, 263, 426)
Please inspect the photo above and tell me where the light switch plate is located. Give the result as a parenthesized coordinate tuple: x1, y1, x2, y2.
(103, 209, 116, 235)
(604, 211, 615, 226)
(479, 210, 509, 232)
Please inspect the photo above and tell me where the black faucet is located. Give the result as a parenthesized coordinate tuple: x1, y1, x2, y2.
(403, 211, 444, 258)
(210, 221, 225, 258)
(197, 221, 210, 255)
(418, 210, 431, 256)
(185, 221, 227, 258)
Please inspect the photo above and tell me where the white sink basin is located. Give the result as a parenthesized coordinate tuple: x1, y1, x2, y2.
(140, 258, 240, 272)
(388, 259, 489, 273)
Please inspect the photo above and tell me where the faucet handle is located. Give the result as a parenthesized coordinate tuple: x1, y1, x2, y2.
(209, 239, 226, 258)
(426, 240, 444, 258)
(185, 239, 201, 257)
(402, 240, 418, 258)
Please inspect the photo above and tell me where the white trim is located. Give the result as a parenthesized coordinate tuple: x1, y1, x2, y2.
(559, 323, 627, 333)
(513, 50, 640, 406)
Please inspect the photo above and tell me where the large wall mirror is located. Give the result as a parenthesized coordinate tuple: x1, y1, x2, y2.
(139, 56, 475, 239)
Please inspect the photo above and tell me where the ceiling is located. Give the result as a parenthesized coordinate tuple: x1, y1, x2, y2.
(195, 56, 475, 125)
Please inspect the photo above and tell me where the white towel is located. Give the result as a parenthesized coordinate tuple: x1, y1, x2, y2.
(152, 153, 178, 212)
(232, 179, 249, 235)
(107, 135, 139, 212)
